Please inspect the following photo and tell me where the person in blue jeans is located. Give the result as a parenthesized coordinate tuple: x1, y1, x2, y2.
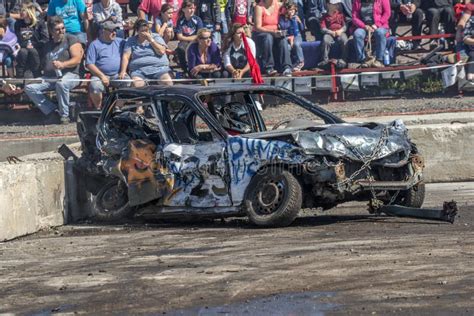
(24, 16, 83, 124)
(278, 1, 304, 71)
(352, 0, 391, 68)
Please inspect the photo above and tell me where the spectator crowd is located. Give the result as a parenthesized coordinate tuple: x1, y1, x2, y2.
(0, 0, 474, 123)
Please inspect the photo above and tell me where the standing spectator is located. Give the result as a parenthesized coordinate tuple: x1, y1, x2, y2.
(278, 1, 304, 71)
(86, 21, 129, 108)
(168, 0, 184, 25)
(420, 0, 455, 49)
(319, 0, 348, 68)
(138, 0, 162, 22)
(225, 0, 253, 26)
(195, 0, 222, 46)
(222, 23, 256, 78)
(154, 3, 175, 43)
(352, 0, 391, 68)
(92, 0, 124, 38)
(175, 0, 203, 73)
(389, 0, 423, 49)
(0, 16, 17, 77)
(24, 16, 83, 124)
(187, 27, 223, 78)
(47, 0, 89, 44)
(119, 19, 172, 87)
(253, 0, 292, 76)
(303, 0, 326, 39)
(14, 3, 48, 78)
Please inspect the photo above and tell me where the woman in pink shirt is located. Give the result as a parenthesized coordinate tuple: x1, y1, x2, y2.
(352, 0, 391, 67)
(253, 0, 292, 76)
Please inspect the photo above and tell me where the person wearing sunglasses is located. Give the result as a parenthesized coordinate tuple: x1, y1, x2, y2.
(24, 16, 83, 124)
(86, 21, 130, 109)
(186, 27, 223, 78)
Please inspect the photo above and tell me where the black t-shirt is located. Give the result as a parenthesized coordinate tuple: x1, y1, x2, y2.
(43, 33, 80, 77)
(230, 45, 247, 69)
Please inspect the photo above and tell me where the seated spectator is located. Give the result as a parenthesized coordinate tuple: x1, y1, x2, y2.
(253, 0, 292, 76)
(304, 0, 326, 40)
(319, 0, 348, 68)
(196, 0, 222, 46)
(92, 0, 124, 38)
(175, 0, 203, 73)
(47, 0, 89, 44)
(0, 16, 17, 77)
(456, 0, 473, 47)
(278, 1, 304, 71)
(154, 3, 175, 43)
(222, 23, 256, 78)
(187, 28, 223, 78)
(389, 0, 423, 49)
(86, 21, 129, 109)
(352, 0, 391, 68)
(7, 0, 42, 21)
(420, 0, 456, 46)
(119, 19, 172, 87)
(24, 16, 83, 124)
(14, 3, 48, 78)
(462, 14, 474, 80)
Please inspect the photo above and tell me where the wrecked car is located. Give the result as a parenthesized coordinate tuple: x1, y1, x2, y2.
(75, 84, 426, 227)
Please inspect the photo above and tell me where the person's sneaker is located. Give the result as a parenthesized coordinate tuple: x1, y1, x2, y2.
(59, 116, 70, 125)
(43, 112, 60, 125)
(373, 60, 385, 68)
(335, 59, 347, 69)
(282, 67, 292, 77)
(348, 63, 362, 69)
(293, 62, 304, 72)
(317, 60, 329, 68)
(265, 68, 277, 76)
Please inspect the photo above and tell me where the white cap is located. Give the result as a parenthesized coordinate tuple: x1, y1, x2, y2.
(329, 0, 342, 4)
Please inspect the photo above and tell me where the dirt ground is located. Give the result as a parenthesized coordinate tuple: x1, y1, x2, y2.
(0, 182, 473, 315)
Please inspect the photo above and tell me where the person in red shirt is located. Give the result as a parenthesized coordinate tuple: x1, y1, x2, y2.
(138, 0, 163, 22)
(318, 0, 348, 68)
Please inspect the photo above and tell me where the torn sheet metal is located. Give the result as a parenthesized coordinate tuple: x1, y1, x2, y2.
(292, 120, 411, 162)
(380, 201, 458, 223)
(162, 141, 232, 208)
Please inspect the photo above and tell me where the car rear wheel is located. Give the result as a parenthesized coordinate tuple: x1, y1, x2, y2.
(244, 168, 302, 227)
(91, 179, 135, 221)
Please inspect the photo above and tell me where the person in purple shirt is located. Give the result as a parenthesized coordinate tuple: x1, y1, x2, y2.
(186, 28, 223, 78)
(86, 21, 130, 109)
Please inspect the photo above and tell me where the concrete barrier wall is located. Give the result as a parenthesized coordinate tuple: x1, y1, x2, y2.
(0, 157, 65, 241)
(409, 122, 474, 183)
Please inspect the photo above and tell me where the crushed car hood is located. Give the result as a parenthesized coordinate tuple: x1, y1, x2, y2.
(244, 119, 412, 162)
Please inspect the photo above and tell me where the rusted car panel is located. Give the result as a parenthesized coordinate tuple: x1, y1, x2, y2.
(75, 84, 429, 226)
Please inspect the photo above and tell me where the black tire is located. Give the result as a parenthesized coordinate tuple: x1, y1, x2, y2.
(395, 182, 426, 208)
(244, 168, 302, 227)
(91, 180, 135, 221)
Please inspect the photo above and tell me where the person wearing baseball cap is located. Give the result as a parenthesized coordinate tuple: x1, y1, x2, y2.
(86, 20, 129, 109)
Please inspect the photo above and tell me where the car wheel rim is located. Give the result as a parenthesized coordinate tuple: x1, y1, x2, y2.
(99, 184, 128, 213)
(252, 178, 285, 215)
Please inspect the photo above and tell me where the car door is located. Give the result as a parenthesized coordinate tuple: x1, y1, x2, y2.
(156, 97, 233, 208)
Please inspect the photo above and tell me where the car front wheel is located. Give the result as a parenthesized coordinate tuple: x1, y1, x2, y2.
(91, 179, 135, 221)
(395, 182, 425, 208)
(244, 168, 302, 227)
